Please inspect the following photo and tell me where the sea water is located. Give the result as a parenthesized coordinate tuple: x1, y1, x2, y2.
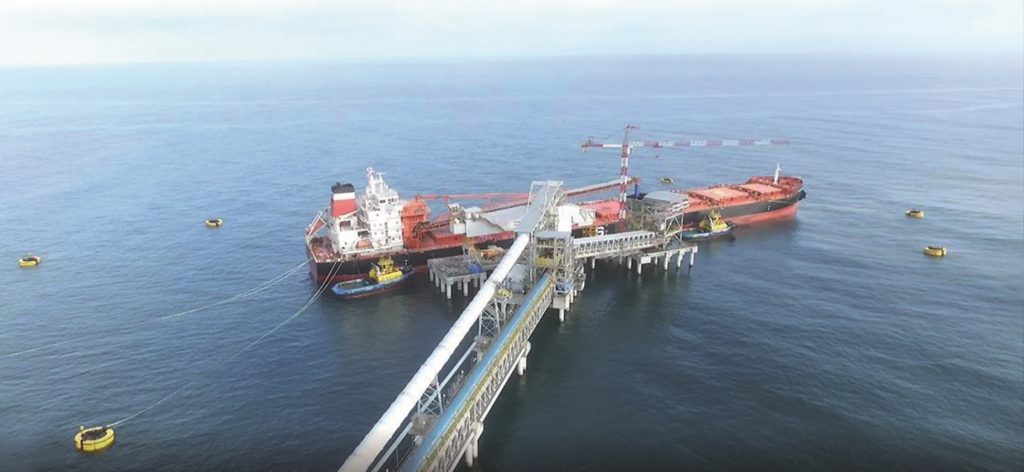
(1, 55, 1021, 471)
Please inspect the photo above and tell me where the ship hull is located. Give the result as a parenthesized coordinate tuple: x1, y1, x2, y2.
(310, 240, 516, 285)
(309, 186, 804, 285)
(311, 246, 460, 285)
(682, 189, 805, 226)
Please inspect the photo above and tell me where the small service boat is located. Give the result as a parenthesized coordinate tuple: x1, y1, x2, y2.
(330, 256, 415, 299)
(660, 177, 674, 184)
(680, 210, 735, 241)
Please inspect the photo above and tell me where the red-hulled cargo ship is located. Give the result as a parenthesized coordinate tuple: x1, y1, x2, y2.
(305, 167, 804, 284)
(677, 174, 805, 226)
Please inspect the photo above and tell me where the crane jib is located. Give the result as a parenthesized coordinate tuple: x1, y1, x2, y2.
(625, 139, 790, 148)
(582, 138, 790, 149)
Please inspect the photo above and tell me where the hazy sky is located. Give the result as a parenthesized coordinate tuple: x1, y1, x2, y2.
(1, 0, 1021, 66)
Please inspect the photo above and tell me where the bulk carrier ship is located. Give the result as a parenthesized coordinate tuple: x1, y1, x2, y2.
(305, 166, 804, 284)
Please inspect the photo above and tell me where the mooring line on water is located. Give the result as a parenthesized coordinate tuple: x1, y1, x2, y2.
(228, 268, 335, 361)
(107, 379, 201, 428)
(0, 340, 73, 359)
(158, 259, 309, 321)
(102, 261, 341, 429)
(2, 259, 311, 359)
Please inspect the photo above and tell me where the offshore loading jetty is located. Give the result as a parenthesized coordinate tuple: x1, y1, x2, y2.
(332, 128, 803, 471)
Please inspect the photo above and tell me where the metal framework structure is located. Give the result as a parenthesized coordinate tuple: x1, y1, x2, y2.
(342, 178, 703, 472)
(626, 192, 688, 239)
(574, 230, 661, 260)
(404, 275, 555, 471)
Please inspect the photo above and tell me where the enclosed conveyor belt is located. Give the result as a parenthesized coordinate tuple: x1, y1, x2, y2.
(340, 234, 531, 472)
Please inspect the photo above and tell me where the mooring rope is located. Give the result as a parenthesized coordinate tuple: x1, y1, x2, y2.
(105, 260, 342, 428)
(2, 259, 311, 359)
(158, 259, 309, 321)
(0, 340, 73, 359)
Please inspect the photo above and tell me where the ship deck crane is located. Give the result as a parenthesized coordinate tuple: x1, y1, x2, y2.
(581, 125, 790, 221)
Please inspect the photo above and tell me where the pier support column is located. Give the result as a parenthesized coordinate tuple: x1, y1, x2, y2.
(446, 283, 452, 300)
(558, 309, 565, 323)
(689, 251, 695, 267)
(626, 257, 632, 270)
(464, 445, 474, 467)
(467, 422, 483, 465)
(463, 281, 469, 297)
(676, 252, 683, 269)
(517, 342, 531, 376)
(663, 255, 669, 270)
(590, 257, 596, 270)
(636, 259, 642, 275)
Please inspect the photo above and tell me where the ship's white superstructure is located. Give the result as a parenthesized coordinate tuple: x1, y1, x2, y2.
(358, 168, 405, 251)
(325, 168, 406, 255)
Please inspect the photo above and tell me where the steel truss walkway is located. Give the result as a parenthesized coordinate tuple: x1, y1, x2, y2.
(573, 230, 663, 259)
(403, 274, 554, 471)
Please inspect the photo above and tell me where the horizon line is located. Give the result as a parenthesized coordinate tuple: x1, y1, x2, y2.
(2, 50, 1022, 70)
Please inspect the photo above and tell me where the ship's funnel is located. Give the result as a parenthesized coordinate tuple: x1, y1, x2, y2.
(331, 182, 357, 217)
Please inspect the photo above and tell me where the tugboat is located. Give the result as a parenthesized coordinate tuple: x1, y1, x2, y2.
(680, 210, 736, 241)
(330, 256, 415, 299)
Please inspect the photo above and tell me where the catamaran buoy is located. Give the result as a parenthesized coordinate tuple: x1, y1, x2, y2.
(906, 209, 925, 218)
(74, 425, 115, 453)
(18, 255, 41, 267)
(205, 218, 224, 228)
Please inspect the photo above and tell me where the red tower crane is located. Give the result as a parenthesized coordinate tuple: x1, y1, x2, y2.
(581, 125, 790, 222)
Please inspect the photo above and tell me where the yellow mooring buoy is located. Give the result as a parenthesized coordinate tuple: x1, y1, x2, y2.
(18, 255, 41, 268)
(923, 245, 947, 257)
(74, 425, 115, 453)
(905, 209, 925, 218)
(205, 218, 224, 228)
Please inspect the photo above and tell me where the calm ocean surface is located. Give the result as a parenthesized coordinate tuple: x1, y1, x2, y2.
(1, 56, 1021, 471)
